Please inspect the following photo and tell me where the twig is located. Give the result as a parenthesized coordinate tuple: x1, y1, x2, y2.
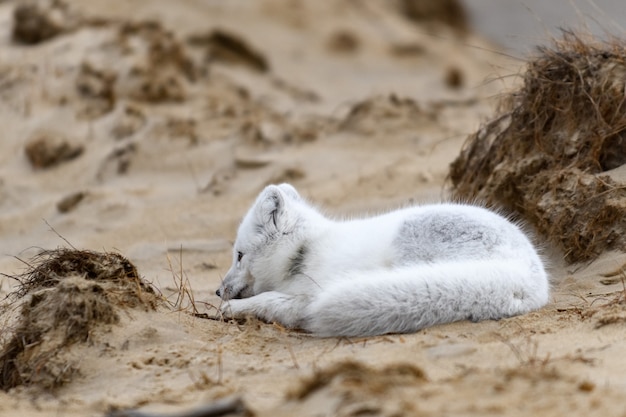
(43, 219, 76, 249)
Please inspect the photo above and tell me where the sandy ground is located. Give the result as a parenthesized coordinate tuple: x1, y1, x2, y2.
(1, 1, 626, 416)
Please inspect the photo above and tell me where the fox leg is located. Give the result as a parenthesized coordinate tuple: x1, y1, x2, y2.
(220, 291, 311, 329)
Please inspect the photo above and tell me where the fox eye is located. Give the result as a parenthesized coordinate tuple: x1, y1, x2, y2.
(237, 251, 244, 263)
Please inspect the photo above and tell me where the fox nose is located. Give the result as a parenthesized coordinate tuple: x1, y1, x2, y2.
(215, 288, 222, 297)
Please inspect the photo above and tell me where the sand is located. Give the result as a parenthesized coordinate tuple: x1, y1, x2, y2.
(1, 1, 625, 416)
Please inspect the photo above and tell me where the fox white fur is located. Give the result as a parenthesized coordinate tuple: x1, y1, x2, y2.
(216, 184, 549, 337)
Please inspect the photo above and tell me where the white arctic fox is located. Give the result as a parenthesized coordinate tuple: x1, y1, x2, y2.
(216, 184, 549, 337)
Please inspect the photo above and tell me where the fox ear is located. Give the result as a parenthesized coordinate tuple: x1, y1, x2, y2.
(277, 183, 300, 200)
(257, 185, 287, 231)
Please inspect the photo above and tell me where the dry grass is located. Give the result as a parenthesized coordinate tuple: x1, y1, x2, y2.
(449, 31, 626, 262)
(0, 248, 159, 391)
(164, 247, 199, 315)
(6, 248, 152, 303)
(163, 247, 224, 321)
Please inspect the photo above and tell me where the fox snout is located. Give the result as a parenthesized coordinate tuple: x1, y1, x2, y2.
(216, 282, 240, 300)
(216, 281, 240, 300)
(216, 268, 253, 300)
(216, 283, 249, 300)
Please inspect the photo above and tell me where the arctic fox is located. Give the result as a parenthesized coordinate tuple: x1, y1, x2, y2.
(216, 184, 549, 337)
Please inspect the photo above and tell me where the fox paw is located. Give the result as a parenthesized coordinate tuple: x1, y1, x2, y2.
(219, 299, 250, 320)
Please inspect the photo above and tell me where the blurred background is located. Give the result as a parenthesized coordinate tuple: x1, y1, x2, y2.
(464, 0, 626, 54)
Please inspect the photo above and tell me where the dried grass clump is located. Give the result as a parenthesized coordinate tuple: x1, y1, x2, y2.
(0, 249, 159, 391)
(449, 32, 626, 262)
(8, 249, 151, 302)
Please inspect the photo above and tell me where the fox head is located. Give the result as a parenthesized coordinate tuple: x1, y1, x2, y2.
(216, 183, 308, 300)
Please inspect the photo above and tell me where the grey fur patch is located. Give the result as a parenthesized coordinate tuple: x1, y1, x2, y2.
(393, 211, 502, 264)
(287, 244, 308, 277)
